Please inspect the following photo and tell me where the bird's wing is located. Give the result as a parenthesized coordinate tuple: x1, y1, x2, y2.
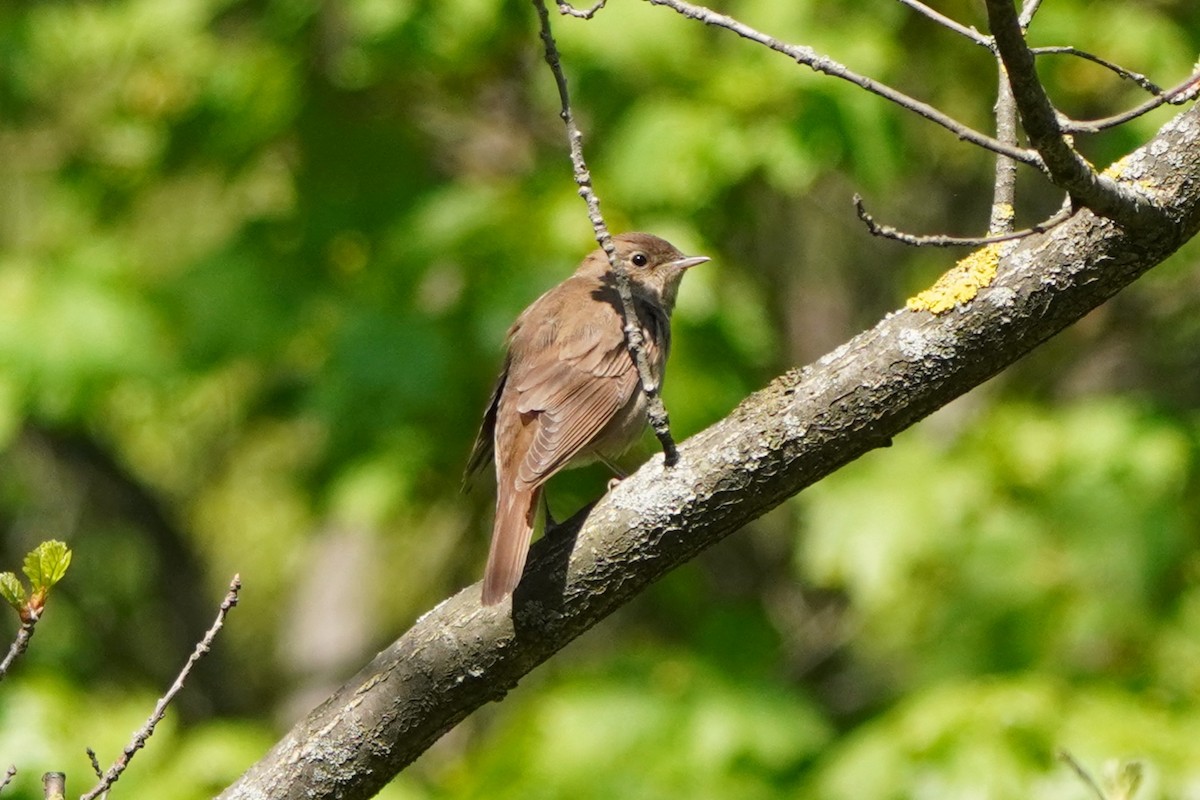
(462, 352, 508, 487)
(506, 286, 660, 488)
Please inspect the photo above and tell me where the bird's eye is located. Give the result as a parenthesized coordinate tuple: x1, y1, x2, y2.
(631, 252, 649, 267)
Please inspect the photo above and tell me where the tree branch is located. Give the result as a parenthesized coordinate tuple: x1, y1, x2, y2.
(854, 194, 1070, 247)
(645, 0, 1043, 169)
(82, 576, 241, 800)
(0, 618, 38, 683)
(217, 102, 1200, 800)
(990, 60, 1021, 236)
(984, 0, 1163, 228)
(532, 0, 680, 465)
(1064, 69, 1200, 134)
(893, 0, 991, 48)
(1031, 46, 1166, 95)
(556, 0, 605, 18)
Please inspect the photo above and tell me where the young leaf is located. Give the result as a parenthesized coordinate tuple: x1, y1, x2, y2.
(22, 540, 72, 594)
(0, 572, 25, 610)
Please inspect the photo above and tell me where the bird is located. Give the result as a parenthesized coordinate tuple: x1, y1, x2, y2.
(464, 232, 709, 605)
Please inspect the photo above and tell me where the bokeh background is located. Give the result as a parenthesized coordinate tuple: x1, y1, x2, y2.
(2, 0, 1200, 797)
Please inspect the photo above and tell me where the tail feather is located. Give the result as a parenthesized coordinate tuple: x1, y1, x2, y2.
(481, 484, 539, 605)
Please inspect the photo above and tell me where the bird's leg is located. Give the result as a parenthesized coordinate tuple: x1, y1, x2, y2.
(596, 453, 628, 492)
(541, 491, 557, 527)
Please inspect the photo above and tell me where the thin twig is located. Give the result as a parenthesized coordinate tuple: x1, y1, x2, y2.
(86, 748, 103, 779)
(990, 60, 1020, 236)
(0, 616, 40, 683)
(80, 575, 242, 800)
(645, 0, 1044, 169)
(1058, 750, 1108, 800)
(894, 0, 992, 48)
(854, 194, 1071, 246)
(1065, 69, 1200, 134)
(557, 0, 606, 18)
(84, 748, 106, 800)
(985, 0, 1160, 228)
(0, 766, 15, 795)
(531, 0, 680, 465)
(1018, 0, 1044, 29)
(1032, 46, 1163, 94)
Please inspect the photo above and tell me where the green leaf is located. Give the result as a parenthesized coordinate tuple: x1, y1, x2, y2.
(0, 572, 25, 610)
(22, 540, 72, 594)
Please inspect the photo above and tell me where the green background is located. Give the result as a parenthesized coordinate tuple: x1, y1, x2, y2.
(2, 0, 1200, 797)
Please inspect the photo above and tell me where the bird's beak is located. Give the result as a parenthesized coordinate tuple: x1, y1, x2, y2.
(669, 256, 710, 270)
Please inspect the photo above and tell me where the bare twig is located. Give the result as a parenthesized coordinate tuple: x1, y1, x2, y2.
(0, 617, 39, 683)
(531, 0, 681, 465)
(80, 575, 242, 800)
(84, 749, 106, 800)
(557, 0, 605, 18)
(894, 0, 991, 48)
(0, 766, 15, 795)
(1058, 750, 1108, 800)
(85, 748, 103, 779)
(985, 0, 1161, 228)
(990, 61, 1020, 236)
(1018, 0, 1044, 29)
(854, 194, 1070, 246)
(1065, 69, 1200, 134)
(1032, 46, 1164, 94)
(646, 0, 1044, 169)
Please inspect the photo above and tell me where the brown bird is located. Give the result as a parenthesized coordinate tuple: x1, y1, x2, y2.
(465, 232, 709, 605)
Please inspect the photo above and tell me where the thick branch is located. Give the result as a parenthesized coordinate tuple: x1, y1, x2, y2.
(218, 103, 1200, 800)
(984, 0, 1162, 228)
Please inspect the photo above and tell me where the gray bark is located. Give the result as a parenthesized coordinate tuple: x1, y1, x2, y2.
(219, 104, 1200, 800)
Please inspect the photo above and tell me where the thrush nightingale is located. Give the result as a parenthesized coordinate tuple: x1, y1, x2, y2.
(465, 232, 709, 605)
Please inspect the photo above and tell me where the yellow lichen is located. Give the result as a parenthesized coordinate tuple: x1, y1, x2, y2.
(906, 243, 1002, 315)
(1102, 157, 1130, 179)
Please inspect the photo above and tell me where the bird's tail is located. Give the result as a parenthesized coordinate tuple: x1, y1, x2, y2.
(481, 483, 540, 605)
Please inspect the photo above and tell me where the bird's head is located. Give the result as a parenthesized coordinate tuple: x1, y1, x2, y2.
(581, 232, 709, 313)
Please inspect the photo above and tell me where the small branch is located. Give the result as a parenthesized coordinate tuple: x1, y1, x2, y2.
(645, 0, 1044, 170)
(531, 0, 680, 465)
(990, 60, 1020, 236)
(1018, 0, 1044, 29)
(80, 576, 242, 800)
(41, 773, 65, 800)
(86, 748, 103, 779)
(984, 0, 1162, 229)
(1065, 69, 1200, 134)
(556, 0, 605, 18)
(1032, 46, 1164, 94)
(1058, 751, 1108, 800)
(897, 0, 988, 48)
(0, 616, 40, 683)
(854, 194, 1070, 246)
(0, 766, 15, 795)
(894, 0, 991, 48)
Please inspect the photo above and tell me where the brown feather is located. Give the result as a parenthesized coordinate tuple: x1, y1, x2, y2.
(469, 233, 708, 605)
(481, 481, 540, 605)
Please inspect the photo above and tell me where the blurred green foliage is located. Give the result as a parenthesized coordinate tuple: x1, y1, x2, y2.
(1, 0, 1200, 798)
